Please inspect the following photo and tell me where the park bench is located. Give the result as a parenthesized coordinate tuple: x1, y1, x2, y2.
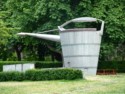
(97, 69, 116, 75)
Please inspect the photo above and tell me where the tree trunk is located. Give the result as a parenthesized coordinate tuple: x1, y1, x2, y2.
(37, 44, 45, 61)
(14, 43, 24, 61)
(16, 50, 21, 61)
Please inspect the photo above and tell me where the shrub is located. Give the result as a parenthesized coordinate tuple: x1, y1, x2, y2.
(98, 61, 125, 73)
(25, 68, 83, 81)
(0, 71, 24, 81)
(35, 62, 62, 68)
(0, 68, 83, 81)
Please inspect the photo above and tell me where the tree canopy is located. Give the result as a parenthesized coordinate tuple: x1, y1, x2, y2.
(0, 0, 125, 61)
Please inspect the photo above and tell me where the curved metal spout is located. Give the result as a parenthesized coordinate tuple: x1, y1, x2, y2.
(17, 32, 60, 42)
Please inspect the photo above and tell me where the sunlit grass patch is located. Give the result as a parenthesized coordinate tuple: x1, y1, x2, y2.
(0, 74, 125, 94)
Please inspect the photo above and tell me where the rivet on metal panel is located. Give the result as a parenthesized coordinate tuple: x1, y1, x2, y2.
(67, 62, 70, 67)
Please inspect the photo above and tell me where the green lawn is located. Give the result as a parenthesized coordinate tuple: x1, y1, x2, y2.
(0, 74, 125, 94)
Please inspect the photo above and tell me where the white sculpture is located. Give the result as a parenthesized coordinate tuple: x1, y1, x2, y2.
(18, 17, 104, 75)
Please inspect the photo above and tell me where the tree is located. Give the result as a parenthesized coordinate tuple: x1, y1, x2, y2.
(0, 0, 10, 45)
(0, 0, 22, 60)
(2, 0, 125, 61)
(90, 0, 125, 60)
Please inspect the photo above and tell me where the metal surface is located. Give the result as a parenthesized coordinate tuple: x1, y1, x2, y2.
(58, 17, 104, 75)
(17, 32, 60, 42)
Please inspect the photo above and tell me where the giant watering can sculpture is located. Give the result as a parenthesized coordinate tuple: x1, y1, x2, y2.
(18, 17, 104, 75)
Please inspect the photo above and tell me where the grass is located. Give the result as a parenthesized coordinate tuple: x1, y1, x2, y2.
(0, 74, 125, 94)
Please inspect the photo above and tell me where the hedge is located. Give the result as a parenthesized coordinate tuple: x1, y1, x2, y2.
(25, 68, 83, 80)
(0, 71, 24, 81)
(0, 61, 63, 72)
(35, 61, 62, 68)
(0, 68, 83, 81)
(98, 61, 125, 73)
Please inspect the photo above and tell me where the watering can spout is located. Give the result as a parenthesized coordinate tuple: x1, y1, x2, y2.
(17, 32, 60, 42)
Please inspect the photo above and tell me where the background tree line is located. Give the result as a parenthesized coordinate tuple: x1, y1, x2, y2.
(0, 0, 125, 61)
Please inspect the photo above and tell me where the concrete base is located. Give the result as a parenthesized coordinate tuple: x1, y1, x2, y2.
(64, 66, 97, 76)
(3, 64, 34, 72)
(79, 68, 97, 76)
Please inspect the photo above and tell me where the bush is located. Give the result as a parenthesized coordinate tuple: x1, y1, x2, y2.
(0, 68, 83, 81)
(35, 62, 62, 68)
(0, 71, 24, 81)
(98, 61, 125, 73)
(25, 68, 83, 81)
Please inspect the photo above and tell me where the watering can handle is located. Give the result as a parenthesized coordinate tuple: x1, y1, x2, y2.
(60, 17, 97, 27)
(72, 17, 97, 22)
(58, 17, 104, 35)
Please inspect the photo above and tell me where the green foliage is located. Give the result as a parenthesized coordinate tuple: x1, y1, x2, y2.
(98, 61, 125, 73)
(25, 68, 83, 81)
(1, 0, 125, 61)
(0, 1, 9, 45)
(0, 71, 24, 81)
(90, 0, 125, 61)
(35, 61, 62, 68)
(0, 68, 83, 81)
